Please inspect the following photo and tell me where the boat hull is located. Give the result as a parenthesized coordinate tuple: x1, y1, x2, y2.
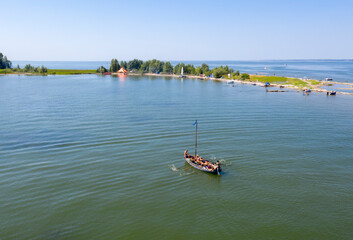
(184, 157, 221, 174)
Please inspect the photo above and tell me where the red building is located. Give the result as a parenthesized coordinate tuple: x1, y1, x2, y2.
(118, 68, 127, 74)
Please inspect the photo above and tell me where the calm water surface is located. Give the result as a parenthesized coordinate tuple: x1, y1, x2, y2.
(0, 74, 352, 239)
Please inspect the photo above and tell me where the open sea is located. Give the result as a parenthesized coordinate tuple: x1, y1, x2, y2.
(0, 73, 353, 239)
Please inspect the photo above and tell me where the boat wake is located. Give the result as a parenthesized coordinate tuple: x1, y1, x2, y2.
(169, 164, 197, 176)
(168, 164, 179, 172)
(210, 156, 232, 166)
(220, 159, 232, 166)
(179, 171, 195, 176)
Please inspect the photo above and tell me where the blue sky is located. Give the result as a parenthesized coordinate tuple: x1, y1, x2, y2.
(2, 0, 353, 60)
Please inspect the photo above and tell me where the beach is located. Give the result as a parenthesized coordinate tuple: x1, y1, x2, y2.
(128, 72, 353, 95)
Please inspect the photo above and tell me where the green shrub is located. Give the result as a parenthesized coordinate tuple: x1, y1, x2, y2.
(240, 73, 250, 80)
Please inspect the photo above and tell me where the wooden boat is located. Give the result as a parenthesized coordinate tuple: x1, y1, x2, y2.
(184, 154, 221, 174)
(184, 121, 222, 175)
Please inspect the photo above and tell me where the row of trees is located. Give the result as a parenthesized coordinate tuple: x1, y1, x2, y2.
(11, 64, 48, 73)
(108, 59, 140, 73)
(97, 66, 108, 74)
(0, 51, 249, 79)
(0, 52, 48, 74)
(106, 58, 250, 79)
(102, 58, 174, 74)
(0, 53, 12, 69)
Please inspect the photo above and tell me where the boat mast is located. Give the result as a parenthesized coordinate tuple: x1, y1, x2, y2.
(195, 121, 197, 156)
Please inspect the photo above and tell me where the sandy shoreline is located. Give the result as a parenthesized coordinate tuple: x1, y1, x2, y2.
(2, 71, 353, 95)
(126, 72, 353, 96)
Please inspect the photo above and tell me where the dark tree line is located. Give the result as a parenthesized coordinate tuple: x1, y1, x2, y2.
(0, 52, 49, 73)
(97, 66, 108, 73)
(12, 64, 48, 73)
(0, 53, 12, 69)
(0, 51, 247, 79)
(106, 58, 246, 78)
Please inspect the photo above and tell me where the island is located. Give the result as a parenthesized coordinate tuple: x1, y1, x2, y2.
(1, 53, 352, 95)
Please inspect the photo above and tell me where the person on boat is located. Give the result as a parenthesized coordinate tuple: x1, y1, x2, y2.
(197, 157, 205, 165)
(184, 149, 190, 158)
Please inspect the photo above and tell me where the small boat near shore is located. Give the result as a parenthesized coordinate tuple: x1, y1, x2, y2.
(327, 91, 336, 95)
(184, 121, 222, 175)
(264, 82, 271, 87)
(179, 67, 186, 78)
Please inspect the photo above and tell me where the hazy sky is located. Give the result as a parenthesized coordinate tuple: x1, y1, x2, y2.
(2, 0, 353, 61)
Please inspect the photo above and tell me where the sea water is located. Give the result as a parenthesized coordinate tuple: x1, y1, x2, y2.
(0, 74, 352, 239)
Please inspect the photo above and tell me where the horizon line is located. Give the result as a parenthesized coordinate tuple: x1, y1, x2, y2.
(11, 58, 353, 62)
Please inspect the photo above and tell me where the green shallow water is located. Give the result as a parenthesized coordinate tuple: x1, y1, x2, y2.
(0, 74, 353, 239)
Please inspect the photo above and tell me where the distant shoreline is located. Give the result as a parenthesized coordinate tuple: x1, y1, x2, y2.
(128, 72, 353, 95)
(1, 70, 353, 95)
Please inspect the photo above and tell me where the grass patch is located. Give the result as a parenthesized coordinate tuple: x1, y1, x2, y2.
(0, 69, 14, 74)
(249, 75, 308, 88)
(308, 80, 321, 85)
(1, 69, 97, 75)
(47, 69, 97, 75)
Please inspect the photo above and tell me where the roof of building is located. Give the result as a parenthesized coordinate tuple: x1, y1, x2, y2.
(118, 67, 127, 73)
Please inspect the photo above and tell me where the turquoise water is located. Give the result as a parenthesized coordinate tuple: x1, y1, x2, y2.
(0, 74, 353, 239)
(13, 59, 353, 83)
